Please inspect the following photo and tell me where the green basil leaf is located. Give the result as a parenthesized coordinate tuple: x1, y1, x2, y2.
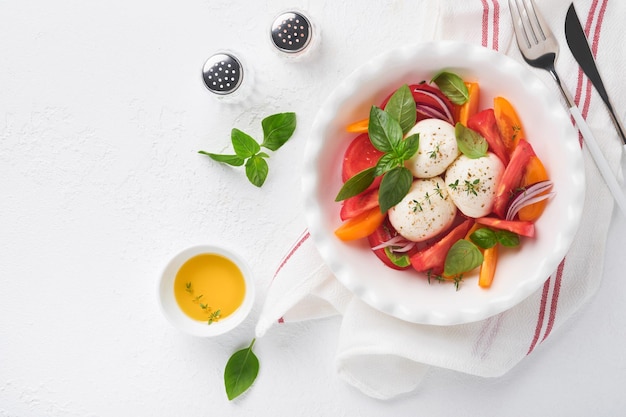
(443, 239, 484, 276)
(245, 154, 269, 187)
(384, 247, 411, 268)
(374, 153, 401, 177)
(224, 339, 259, 401)
(198, 151, 245, 167)
(368, 106, 403, 153)
(431, 71, 469, 105)
(261, 112, 297, 151)
(401, 133, 420, 160)
(379, 166, 413, 212)
(470, 228, 497, 249)
(232, 128, 260, 158)
(455, 123, 488, 159)
(335, 167, 376, 201)
(383, 84, 417, 134)
(495, 230, 520, 247)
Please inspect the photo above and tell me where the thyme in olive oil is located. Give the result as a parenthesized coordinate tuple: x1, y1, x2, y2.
(185, 282, 221, 325)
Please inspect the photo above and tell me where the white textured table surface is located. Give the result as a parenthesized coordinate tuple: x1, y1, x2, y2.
(2, 0, 626, 415)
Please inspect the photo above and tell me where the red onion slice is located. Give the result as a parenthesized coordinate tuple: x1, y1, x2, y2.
(416, 104, 452, 124)
(371, 235, 416, 253)
(371, 235, 405, 250)
(392, 242, 416, 253)
(414, 90, 455, 124)
(506, 180, 554, 221)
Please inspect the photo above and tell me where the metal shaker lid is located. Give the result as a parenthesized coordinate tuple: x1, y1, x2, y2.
(202, 53, 244, 95)
(270, 11, 312, 54)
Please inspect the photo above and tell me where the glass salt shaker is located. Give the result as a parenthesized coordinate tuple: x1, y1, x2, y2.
(269, 10, 319, 60)
(202, 51, 253, 103)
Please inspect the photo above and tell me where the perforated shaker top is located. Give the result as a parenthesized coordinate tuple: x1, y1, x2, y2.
(270, 11, 312, 53)
(202, 53, 243, 95)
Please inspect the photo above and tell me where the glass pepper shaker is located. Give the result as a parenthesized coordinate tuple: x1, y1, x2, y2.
(269, 10, 319, 60)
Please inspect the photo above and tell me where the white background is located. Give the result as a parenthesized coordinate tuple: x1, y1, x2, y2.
(1, 0, 625, 415)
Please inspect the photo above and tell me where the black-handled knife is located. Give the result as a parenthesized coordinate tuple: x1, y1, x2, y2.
(565, 3, 626, 146)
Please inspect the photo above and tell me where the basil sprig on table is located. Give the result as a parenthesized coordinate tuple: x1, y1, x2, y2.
(224, 338, 259, 400)
(199, 112, 297, 187)
(335, 84, 419, 213)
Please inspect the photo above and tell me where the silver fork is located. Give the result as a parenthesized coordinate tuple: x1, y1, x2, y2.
(509, 0, 626, 217)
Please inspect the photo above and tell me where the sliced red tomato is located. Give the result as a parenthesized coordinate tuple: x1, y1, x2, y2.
(410, 219, 473, 275)
(467, 109, 510, 166)
(342, 133, 383, 190)
(367, 219, 412, 270)
(475, 217, 535, 238)
(492, 139, 536, 219)
(340, 188, 379, 221)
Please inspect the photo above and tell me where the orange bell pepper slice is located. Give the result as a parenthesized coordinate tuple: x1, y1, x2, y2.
(464, 222, 481, 241)
(457, 82, 480, 126)
(334, 206, 385, 241)
(517, 155, 550, 221)
(346, 118, 369, 133)
(494, 96, 525, 155)
(478, 244, 499, 288)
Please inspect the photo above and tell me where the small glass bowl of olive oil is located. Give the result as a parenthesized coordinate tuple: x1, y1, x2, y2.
(158, 245, 254, 337)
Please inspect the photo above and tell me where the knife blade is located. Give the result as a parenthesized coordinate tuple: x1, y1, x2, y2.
(565, 3, 626, 146)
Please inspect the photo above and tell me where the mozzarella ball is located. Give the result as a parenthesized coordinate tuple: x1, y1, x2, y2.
(388, 177, 457, 242)
(405, 118, 459, 178)
(444, 152, 505, 218)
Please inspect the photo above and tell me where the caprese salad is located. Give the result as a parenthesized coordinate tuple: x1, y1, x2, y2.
(334, 71, 554, 289)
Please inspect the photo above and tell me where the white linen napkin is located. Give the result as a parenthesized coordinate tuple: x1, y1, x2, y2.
(256, 0, 625, 400)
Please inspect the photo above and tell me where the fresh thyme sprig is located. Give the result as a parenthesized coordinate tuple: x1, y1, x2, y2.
(426, 270, 464, 291)
(448, 178, 481, 197)
(410, 183, 446, 213)
(185, 282, 221, 325)
(428, 142, 441, 160)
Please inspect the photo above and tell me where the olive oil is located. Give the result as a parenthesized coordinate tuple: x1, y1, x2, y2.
(173, 253, 246, 323)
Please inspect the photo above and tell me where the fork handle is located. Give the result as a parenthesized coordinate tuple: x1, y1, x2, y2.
(569, 105, 626, 217)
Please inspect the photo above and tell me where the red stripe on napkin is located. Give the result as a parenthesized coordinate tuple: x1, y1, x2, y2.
(575, 0, 608, 118)
(273, 229, 310, 280)
(542, 261, 565, 342)
(527, 278, 550, 354)
(274, 229, 311, 324)
(528, 0, 608, 354)
(473, 314, 504, 359)
(481, 0, 490, 47)
(491, 0, 500, 50)
(481, 0, 501, 50)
